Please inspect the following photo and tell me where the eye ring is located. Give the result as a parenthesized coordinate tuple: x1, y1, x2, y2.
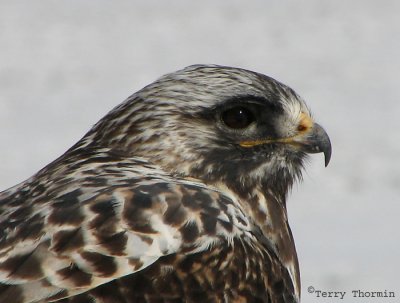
(221, 106, 256, 129)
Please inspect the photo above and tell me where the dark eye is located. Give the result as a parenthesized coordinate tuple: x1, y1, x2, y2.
(221, 106, 255, 129)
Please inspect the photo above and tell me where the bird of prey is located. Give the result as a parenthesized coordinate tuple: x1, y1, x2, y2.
(0, 65, 331, 303)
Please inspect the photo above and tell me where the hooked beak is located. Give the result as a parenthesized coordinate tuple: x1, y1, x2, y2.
(239, 120, 332, 167)
(292, 123, 332, 167)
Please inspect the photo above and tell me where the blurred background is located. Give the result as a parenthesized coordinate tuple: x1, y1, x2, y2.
(0, 1, 399, 302)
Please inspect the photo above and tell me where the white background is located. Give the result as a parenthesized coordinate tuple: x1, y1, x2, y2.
(1, 1, 399, 302)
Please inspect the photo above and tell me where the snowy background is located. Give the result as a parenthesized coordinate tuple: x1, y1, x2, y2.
(1, 1, 399, 302)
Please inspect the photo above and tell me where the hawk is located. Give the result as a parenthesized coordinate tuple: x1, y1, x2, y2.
(0, 65, 331, 303)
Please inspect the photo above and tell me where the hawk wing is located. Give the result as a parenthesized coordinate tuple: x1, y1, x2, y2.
(0, 171, 254, 302)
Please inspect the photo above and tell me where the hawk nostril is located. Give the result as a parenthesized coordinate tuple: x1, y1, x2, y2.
(297, 124, 308, 132)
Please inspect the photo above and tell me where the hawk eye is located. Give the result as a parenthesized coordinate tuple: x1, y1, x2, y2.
(221, 106, 255, 129)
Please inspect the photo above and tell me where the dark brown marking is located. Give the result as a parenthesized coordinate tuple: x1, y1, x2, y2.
(163, 198, 186, 226)
(87, 198, 120, 236)
(96, 231, 128, 256)
(51, 228, 84, 254)
(256, 210, 267, 224)
(128, 258, 144, 270)
(48, 205, 84, 226)
(14, 218, 45, 241)
(185, 275, 203, 293)
(0, 251, 43, 280)
(8, 205, 32, 220)
(272, 279, 285, 293)
(125, 219, 156, 233)
(217, 197, 230, 210)
(89, 280, 129, 303)
(218, 219, 233, 232)
(53, 189, 82, 208)
(90, 199, 116, 214)
(132, 191, 153, 209)
(30, 183, 46, 198)
(140, 234, 154, 245)
(123, 202, 156, 234)
(204, 206, 220, 217)
(215, 247, 229, 270)
(46, 289, 69, 301)
(57, 264, 92, 287)
(85, 176, 109, 187)
(179, 222, 199, 243)
(158, 253, 177, 265)
(237, 215, 247, 226)
(88, 212, 118, 236)
(229, 270, 240, 289)
(0, 283, 25, 303)
(181, 193, 202, 211)
(200, 213, 217, 235)
(80, 251, 117, 277)
(152, 271, 183, 297)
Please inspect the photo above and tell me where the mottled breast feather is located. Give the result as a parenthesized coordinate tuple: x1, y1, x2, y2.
(0, 155, 296, 302)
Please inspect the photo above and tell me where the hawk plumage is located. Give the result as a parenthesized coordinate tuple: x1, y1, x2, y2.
(0, 65, 331, 303)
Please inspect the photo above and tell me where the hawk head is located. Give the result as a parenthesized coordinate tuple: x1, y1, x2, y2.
(80, 64, 331, 199)
(74, 65, 331, 296)
(0, 65, 331, 302)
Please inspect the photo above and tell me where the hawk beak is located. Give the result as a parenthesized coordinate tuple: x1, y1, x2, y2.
(292, 123, 332, 167)
(239, 122, 332, 167)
